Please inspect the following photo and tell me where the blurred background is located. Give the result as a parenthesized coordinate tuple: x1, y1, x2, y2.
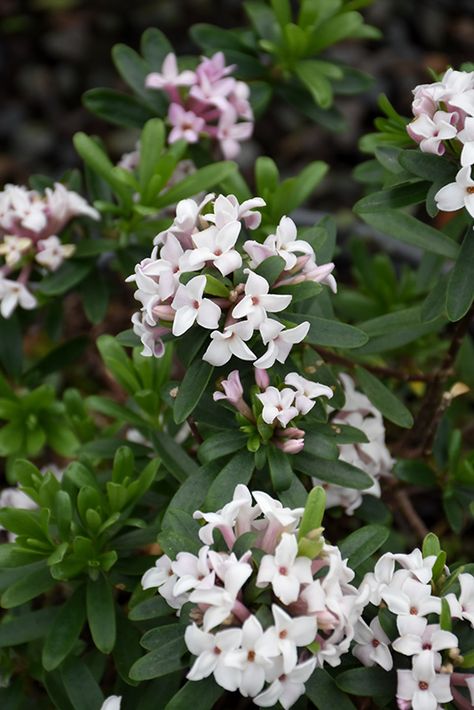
(1, 0, 473, 210)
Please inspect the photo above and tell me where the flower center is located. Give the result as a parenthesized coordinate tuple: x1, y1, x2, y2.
(409, 606, 418, 615)
(247, 650, 256, 662)
(251, 296, 260, 305)
(214, 249, 222, 256)
(193, 300, 200, 309)
(418, 681, 429, 691)
(422, 642, 432, 650)
(213, 646, 222, 655)
(278, 566, 288, 575)
(279, 630, 288, 639)
(371, 639, 380, 648)
(279, 674, 287, 682)
(467, 186, 474, 194)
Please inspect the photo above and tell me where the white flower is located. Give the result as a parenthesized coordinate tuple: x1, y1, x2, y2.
(258, 605, 317, 673)
(256, 386, 299, 427)
(392, 616, 458, 667)
(141, 555, 184, 610)
(284, 372, 333, 415)
(435, 165, 474, 218)
(407, 110, 458, 155)
(100, 697, 121, 710)
(155, 194, 214, 248)
(208, 194, 265, 230)
(396, 650, 452, 710)
(254, 657, 316, 709)
(458, 573, 474, 627)
(193, 484, 259, 545)
(440, 67, 474, 115)
(256, 533, 313, 605)
(185, 624, 242, 691)
(45, 183, 99, 230)
(171, 546, 215, 596)
(171, 275, 221, 336)
(203, 321, 256, 366)
(35, 235, 75, 271)
(252, 491, 303, 531)
(352, 617, 393, 671)
(232, 270, 292, 327)
(0, 236, 32, 266)
(263, 216, 314, 270)
(131, 311, 166, 358)
(392, 549, 436, 584)
(301, 257, 337, 293)
(225, 616, 275, 697)
(382, 577, 441, 617)
(145, 53, 196, 89)
(458, 116, 474, 167)
(190, 220, 242, 276)
(0, 278, 37, 318)
(254, 320, 310, 370)
(358, 552, 397, 606)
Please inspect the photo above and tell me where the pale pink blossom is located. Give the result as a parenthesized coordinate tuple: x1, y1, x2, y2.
(216, 109, 253, 159)
(193, 484, 259, 546)
(396, 651, 452, 710)
(131, 311, 166, 358)
(382, 577, 441, 618)
(458, 573, 474, 627)
(257, 605, 317, 673)
(171, 546, 215, 596)
(0, 278, 37, 318)
(0, 236, 32, 267)
(141, 554, 185, 610)
(254, 320, 310, 370)
(190, 220, 242, 276)
(208, 194, 265, 230)
(257, 386, 298, 427)
(213, 370, 244, 404)
(407, 111, 458, 155)
(204, 321, 256, 366)
(225, 616, 275, 697)
(185, 624, 242, 691)
(35, 235, 75, 271)
(145, 53, 196, 89)
(232, 270, 292, 327)
(392, 616, 458, 667)
(285, 372, 333, 415)
(256, 532, 313, 604)
(254, 657, 316, 709)
(458, 116, 474, 166)
(168, 104, 205, 144)
(264, 217, 314, 270)
(352, 617, 393, 671)
(435, 165, 474, 218)
(171, 274, 221, 336)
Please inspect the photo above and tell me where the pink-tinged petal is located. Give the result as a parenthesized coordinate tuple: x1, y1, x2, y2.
(275, 533, 298, 568)
(172, 305, 197, 336)
(277, 406, 299, 427)
(187, 651, 217, 681)
(197, 298, 221, 330)
(231, 295, 253, 320)
(215, 250, 242, 276)
(243, 240, 276, 266)
(461, 141, 474, 167)
(261, 405, 280, 425)
(353, 644, 375, 667)
(256, 555, 277, 586)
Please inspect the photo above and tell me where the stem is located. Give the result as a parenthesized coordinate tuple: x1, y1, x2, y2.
(232, 599, 251, 623)
(451, 686, 472, 710)
(187, 417, 203, 444)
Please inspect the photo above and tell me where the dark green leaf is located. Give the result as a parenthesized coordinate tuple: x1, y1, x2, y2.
(87, 574, 116, 654)
(268, 445, 294, 492)
(198, 431, 247, 463)
(354, 366, 413, 428)
(37, 260, 92, 296)
(130, 625, 186, 680)
(60, 656, 104, 710)
(336, 667, 397, 697)
(83, 88, 156, 128)
(155, 162, 237, 208)
(255, 255, 286, 285)
(288, 313, 368, 349)
(0, 314, 23, 378)
(42, 586, 86, 671)
(152, 431, 200, 483)
(173, 359, 214, 424)
(0, 607, 59, 647)
(446, 226, 474, 322)
(295, 452, 373, 489)
(129, 596, 172, 621)
(205, 450, 255, 509)
(1, 563, 55, 608)
(339, 525, 390, 569)
(306, 668, 356, 709)
(165, 677, 224, 710)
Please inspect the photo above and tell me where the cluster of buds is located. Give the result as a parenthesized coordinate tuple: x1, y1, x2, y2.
(142, 485, 366, 708)
(213, 369, 333, 455)
(145, 52, 253, 159)
(355, 550, 474, 710)
(127, 192, 336, 367)
(407, 68, 474, 218)
(313, 374, 394, 514)
(0, 182, 98, 318)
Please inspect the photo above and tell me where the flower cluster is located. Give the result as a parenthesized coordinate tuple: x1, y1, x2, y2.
(214, 369, 333, 454)
(406, 68, 474, 218)
(312, 374, 394, 514)
(356, 550, 474, 710)
(142, 485, 365, 708)
(145, 52, 253, 159)
(128, 193, 336, 367)
(0, 182, 98, 318)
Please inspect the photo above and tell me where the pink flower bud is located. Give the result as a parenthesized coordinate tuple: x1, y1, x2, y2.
(276, 427, 305, 439)
(254, 368, 270, 389)
(152, 304, 176, 320)
(276, 438, 305, 454)
(213, 370, 243, 405)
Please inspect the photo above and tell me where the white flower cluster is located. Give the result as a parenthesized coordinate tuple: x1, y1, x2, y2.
(313, 374, 394, 514)
(0, 182, 99, 318)
(407, 68, 474, 218)
(213, 369, 333, 454)
(146, 52, 253, 159)
(356, 550, 474, 710)
(142, 485, 365, 709)
(128, 193, 336, 367)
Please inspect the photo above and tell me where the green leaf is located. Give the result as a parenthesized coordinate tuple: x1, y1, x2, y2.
(0, 314, 23, 378)
(306, 668, 356, 709)
(198, 431, 247, 464)
(0, 607, 59, 647)
(271, 0, 292, 27)
(60, 656, 104, 710)
(288, 313, 368, 349)
(1, 563, 55, 608)
(294, 452, 373, 489)
(83, 88, 156, 128)
(73, 133, 131, 205)
(162, 464, 219, 528)
(42, 586, 86, 670)
(398, 150, 457, 182)
(155, 162, 237, 208)
(81, 271, 109, 324)
(139, 118, 166, 196)
(165, 677, 224, 710)
(355, 181, 430, 211)
(440, 597, 452, 631)
(298, 486, 326, 539)
(140, 27, 173, 70)
(152, 431, 200, 483)
(87, 574, 116, 654)
(37, 260, 92, 296)
(129, 596, 172, 621)
(173, 360, 214, 424)
(111, 43, 165, 112)
(446, 226, 474, 322)
(339, 525, 390, 569)
(354, 366, 413, 428)
(336, 666, 397, 697)
(24, 336, 89, 382)
(130, 624, 186, 680)
(296, 60, 333, 108)
(355, 209, 459, 260)
(267, 445, 294, 492)
(255, 156, 279, 196)
(205, 450, 255, 509)
(422, 532, 441, 558)
(255, 255, 286, 285)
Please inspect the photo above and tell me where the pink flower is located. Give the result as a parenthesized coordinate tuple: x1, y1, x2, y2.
(257, 386, 298, 427)
(284, 372, 333, 415)
(216, 109, 253, 159)
(407, 110, 458, 155)
(213, 370, 244, 404)
(168, 104, 205, 144)
(145, 53, 196, 90)
(190, 220, 242, 276)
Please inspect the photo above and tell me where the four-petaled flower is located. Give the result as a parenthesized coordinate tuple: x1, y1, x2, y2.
(256, 533, 313, 605)
(232, 270, 292, 327)
(435, 165, 474, 218)
(257, 386, 299, 427)
(145, 53, 196, 89)
(353, 617, 393, 671)
(171, 275, 221, 336)
(284, 372, 333, 415)
(185, 624, 243, 691)
(203, 321, 256, 366)
(396, 650, 452, 710)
